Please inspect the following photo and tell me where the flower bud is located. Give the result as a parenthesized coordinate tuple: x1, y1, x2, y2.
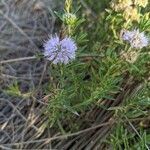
(63, 13, 77, 26)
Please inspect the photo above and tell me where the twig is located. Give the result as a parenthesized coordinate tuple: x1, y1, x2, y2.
(0, 73, 42, 80)
(0, 56, 36, 64)
(0, 145, 12, 150)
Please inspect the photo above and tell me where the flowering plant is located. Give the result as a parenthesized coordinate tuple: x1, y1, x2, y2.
(43, 1, 150, 144)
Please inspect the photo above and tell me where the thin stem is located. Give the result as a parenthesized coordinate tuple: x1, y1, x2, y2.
(0, 56, 36, 64)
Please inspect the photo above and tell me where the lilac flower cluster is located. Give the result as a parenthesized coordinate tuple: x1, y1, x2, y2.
(44, 35, 77, 64)
(122, 29, 149, 49)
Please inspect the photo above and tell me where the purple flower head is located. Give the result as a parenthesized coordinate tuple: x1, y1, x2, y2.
(122, 30, 133, 41)
(121, 29, 149, 49)
(44, 35, 77, 64)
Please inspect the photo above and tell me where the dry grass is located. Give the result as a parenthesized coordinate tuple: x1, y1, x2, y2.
(0, 0, 62, 149)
